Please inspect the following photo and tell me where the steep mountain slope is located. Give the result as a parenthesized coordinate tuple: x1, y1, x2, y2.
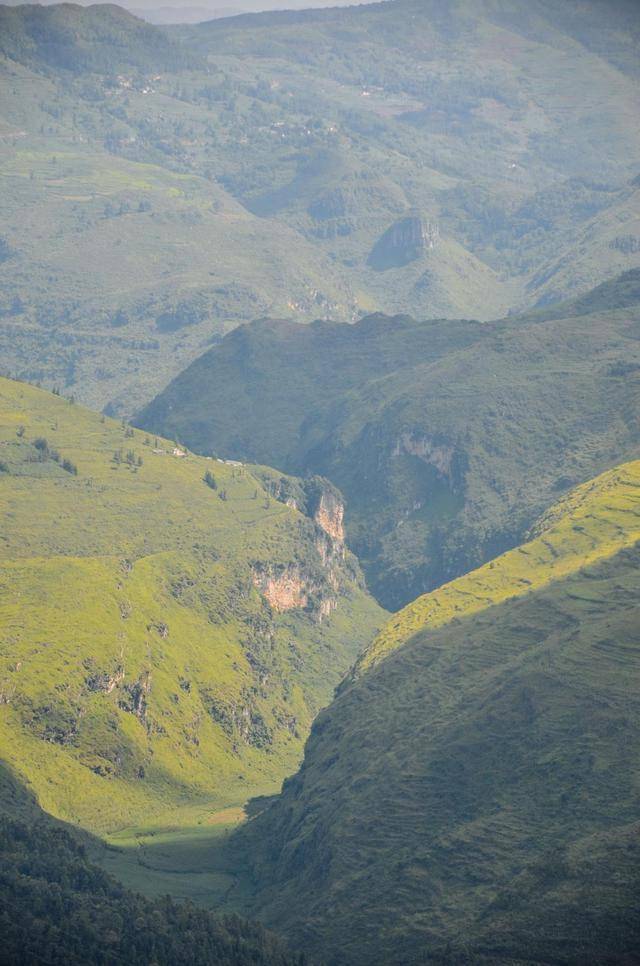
(138, 271, 640, 609)
(0, 376, 383, 832)
(237, 459, 640, 964)
(1, 1, 640, 411)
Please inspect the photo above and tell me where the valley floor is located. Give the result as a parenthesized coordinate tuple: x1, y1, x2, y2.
(96, 799, 255, 912)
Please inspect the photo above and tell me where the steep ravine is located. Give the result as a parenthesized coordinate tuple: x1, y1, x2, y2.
(137, 274, 640, 609)
(232, 459, 640, 965)
(0, 378, 385, 832)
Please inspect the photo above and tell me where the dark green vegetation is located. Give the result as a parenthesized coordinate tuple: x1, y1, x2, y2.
(0, 376, 383, 832)
(236, 461, 640, 964)
(0, 3, 194, 74)
(0, 764, 299, 966)
(138, 270, 640, 608)
(1, 0, 640, 412)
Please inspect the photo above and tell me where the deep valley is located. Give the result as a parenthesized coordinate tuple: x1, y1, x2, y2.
(1, 1, 639, 963)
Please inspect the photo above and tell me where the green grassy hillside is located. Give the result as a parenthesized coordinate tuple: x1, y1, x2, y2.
(236, 459, 640, 964)
(0, 376, 383, 833)
(358, 458, 640, 673)
(138, 271, 640, 609)
(1, 1, 640, 411)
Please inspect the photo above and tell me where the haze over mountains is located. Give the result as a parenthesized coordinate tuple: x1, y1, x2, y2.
(1, 0, 639, 413)
(132, 0, 371, 26)
(2, 0, 369, 26)
(1, 1, 640, 963)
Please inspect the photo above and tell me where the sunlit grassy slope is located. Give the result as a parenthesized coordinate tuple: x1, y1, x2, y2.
(239, 460, 640, 963)
(0, 376, 383, 833)
(358, 458, 640, 673)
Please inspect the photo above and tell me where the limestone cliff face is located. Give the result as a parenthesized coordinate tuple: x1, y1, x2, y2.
(251, 556, 340, 621)
(313, 489, 345, 544)
(368, 214, 439, 270)
(393, 431, 465, 492)
(251, 478, 350, 621)
(252, 565, 310, 613)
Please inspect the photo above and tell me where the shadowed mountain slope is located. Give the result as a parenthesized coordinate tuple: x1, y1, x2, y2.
(0, 763, 298, 966)
(235, 459, 640, 964)
(137, 272, 640, 609)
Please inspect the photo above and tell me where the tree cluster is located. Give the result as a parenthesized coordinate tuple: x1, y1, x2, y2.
(0, 815, 302, 966)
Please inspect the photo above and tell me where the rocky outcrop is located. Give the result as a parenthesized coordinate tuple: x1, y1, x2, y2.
(118, 671, 152, 722)
(368, 214, 439, 270)
(393, 431, 465, 491)
(250, 477, 349, 621)
(317, 596, 338, 621)
(308, 188, 349, 221)
(203, 687, 273, 750)
(313, 489, 345, 544)
(610, 235, 640, 254)
(252, 564, 310, 613)
(252, 558, 340, 622)
(86, 666, 125, 694)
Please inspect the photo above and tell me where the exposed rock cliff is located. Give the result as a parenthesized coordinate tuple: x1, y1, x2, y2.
(0, 377, 385, 831)
(250, 474, 350, 621)
(252, 564, 310, 613)
(368, 214, 439, 270)
(312, 488, 345, 544)
(393, 431, 465, 491)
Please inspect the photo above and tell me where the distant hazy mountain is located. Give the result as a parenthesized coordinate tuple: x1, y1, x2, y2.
(1, 0, 639, 415)
(134, 0, 372, 25)
(3, 0, 371, 25)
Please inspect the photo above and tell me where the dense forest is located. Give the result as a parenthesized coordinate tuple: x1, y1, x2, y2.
(0, 814, 300, 965)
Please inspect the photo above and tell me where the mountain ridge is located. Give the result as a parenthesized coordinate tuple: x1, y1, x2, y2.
(2, 0, 640, 412)
(138, 271, 640, 609)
